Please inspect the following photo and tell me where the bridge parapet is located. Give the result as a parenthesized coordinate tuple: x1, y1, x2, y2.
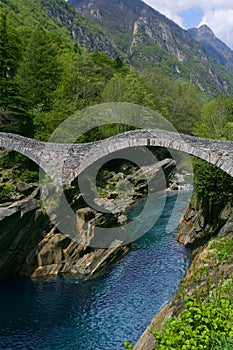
(0, 130, 232, 184)
(64, 130, 233, 183)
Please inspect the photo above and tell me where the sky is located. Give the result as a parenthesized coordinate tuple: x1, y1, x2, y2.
(143, 0, 233, 49)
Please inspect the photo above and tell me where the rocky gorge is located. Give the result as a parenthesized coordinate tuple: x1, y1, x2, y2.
(1, 151, 232, 350)
(134, 194, 233, 349)
(0, 156, 178, 279)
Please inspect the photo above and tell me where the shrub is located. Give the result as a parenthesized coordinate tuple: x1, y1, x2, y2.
(152, 278, 233, 350)
(0, 184, 14, 202)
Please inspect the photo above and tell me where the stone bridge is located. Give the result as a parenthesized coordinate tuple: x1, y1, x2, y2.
(0, 130, 232, 184)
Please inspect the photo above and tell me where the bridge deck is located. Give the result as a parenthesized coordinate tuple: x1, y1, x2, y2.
(0, 130, 232, 183)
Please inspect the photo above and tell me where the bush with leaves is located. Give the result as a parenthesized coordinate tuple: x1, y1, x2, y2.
(193, 160, 233, 224)
(152, 278, 233, 350)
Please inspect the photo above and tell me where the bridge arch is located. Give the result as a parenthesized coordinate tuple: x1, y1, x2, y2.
(0, 132, 46, 169)
(0, 132, 71, 179)
(0, 130, 232, 184)
(69, 130, 233, 183)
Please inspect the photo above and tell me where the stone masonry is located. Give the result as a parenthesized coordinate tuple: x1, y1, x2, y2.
(0, 130, 232, 184)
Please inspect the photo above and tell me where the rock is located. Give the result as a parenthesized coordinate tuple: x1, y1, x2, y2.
(217, 214, 233, 237)
(71, 245, 129, 276)
(169, 182, 179, 190)
(169, 171, 193, 190)
(177, 194, 233, 246)
(112, 172, 124, 181)
(134, 197, 233, 350)
(128, 158, 176, 193)
(0, 185, 128, 278)
(118, 214, 128, 225)
(0, 158, 176, 278)
(16, 182, 38, 196)
(108, 191, 118, 199)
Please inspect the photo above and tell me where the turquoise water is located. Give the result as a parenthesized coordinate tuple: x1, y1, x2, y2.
(0, 191, 192, 350)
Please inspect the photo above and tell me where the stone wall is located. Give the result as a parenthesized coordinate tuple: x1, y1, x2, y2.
(0, 130, 232, 185)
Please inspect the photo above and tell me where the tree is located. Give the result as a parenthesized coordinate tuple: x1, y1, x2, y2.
(192, 94, 233, 224)
(101, 68, 152, 107)
(16, 25, 61, 111)
(140, 68, 174, 115)
(168, 82, 203, 134)
(0, 12, 33, 136)
(194, 94, 233, 140)
(0, 12, 20, 110)
(140, 70, 204, 134)
(101, 73, 128, 102)
(33, 48, 121, 140)
(193, 159, 233, 224)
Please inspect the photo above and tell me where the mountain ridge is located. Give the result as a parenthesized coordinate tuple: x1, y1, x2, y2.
(0, 0, 118, 57)
(69, 0, 233, 96)
(188, 25, 233, 71)
(1, 0, 233, 96)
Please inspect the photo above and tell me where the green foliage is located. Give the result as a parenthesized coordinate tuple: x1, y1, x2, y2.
(130, 35, 179, 77)
(0, 12, 33, 136)
(181, 54, 233, 96)
(194, 95, 233, 140)
(0, 151, 33, 168)
(211, 333, 233, 350)
(0, 0, 213, 141)
(122, 341, 133, 349)
(0, 12, 20, 109)
(20, 169, 38, 183)
(192, 94, 233, 225)
(16, 25, 61, 111)
(208, 237, 233, 263)
(140, 69, 204, 134)
(193, 160, 233, 222)
(0, 152, 15, 169)
(0, 0, 74, 44)
(0, 108, 34, 137)
(0, 0, 232, 206)
(151, 232, 233, 350)
(167, 82, 204, 134)
(33, 48, 129, 140)
(0, 151, 39, 184)
(152, 278, 233, 350)
(0, 170, 38, 201)
(0, 183, 15, 202)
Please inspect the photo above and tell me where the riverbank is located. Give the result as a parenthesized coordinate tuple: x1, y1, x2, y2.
(0, 191, 192, 350)
(133, 196, 233, 349)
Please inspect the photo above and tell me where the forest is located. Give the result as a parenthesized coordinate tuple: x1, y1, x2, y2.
(0, 10, 232, 198)
(0, 4, 233, 349)
(0, 6, 232, 220)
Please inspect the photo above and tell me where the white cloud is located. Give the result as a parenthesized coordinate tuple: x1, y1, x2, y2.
(199, 9, 233, 49)
(154, 6, 184, 27)
(143, 0, 233, 49)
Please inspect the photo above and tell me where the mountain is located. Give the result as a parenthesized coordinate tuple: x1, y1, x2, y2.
(0, 0, 118, 57)
(2, 0, 233, 96)
(188, 25, 233, 71)
(69, 0, 206, 63)
(68, 0, 233, 96)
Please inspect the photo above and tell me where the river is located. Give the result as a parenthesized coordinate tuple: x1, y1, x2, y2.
(0, 190, 192, 350)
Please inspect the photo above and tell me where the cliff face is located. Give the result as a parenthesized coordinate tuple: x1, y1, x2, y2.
(1, 0, 118, 58)
(0, 187, 129, 278)
(134, 197, 233, 349)
(0, 158, 175, 278)
(188, 25, 233, 71)
(69, 0, 233, 95)
(70, 0, 207, 62)
(38, 0, 118, 57)
(177, 194, 233, 246)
